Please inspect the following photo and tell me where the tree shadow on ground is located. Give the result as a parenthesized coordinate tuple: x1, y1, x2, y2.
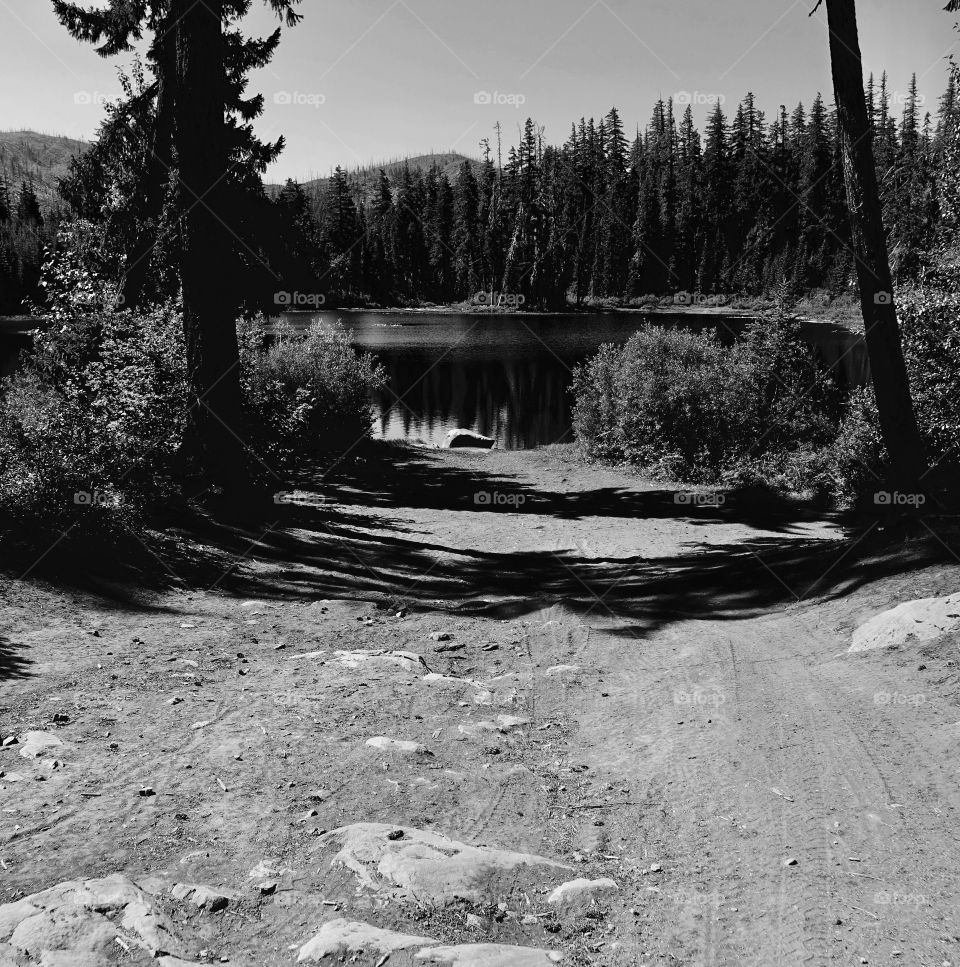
(3, 443, 955, 641)
(0, 635, 30, 682)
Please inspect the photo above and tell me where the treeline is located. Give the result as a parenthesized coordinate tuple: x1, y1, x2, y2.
(272, 72, 956, 309)
(2, 73, 955, 315)
(0, 178, 55, 315)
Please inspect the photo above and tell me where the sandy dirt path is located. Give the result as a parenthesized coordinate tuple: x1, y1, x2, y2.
(1, 444, 958, 966)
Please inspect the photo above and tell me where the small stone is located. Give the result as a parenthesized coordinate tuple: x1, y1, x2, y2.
(139, 786, 156, 797)
(431, 632, 451, 642)
(648, 863, 663, 873)
(387, 829, 405, 841)
(784, 858, 798, 867)
(52, 713, 70, 725)
(168, 697, 183, 705)
(258, 881, 278, 896)
(2, 736, 17, 747)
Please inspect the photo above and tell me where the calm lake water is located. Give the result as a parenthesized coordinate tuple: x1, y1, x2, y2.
(279, 310, 869, 450)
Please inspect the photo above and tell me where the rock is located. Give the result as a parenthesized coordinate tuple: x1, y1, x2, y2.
(169, 883, 233, 912)
(431, 632, 452, 642)
(1, 737, 17, 748)
(297, 919, 437, 962)
(443, 429, 495, 449)
(0, 874, 188, 962)
(784, 858, 798, 867)
(331, 649, 427, 673)
(850, 592, 960, 652)
(415, 943, 562, 965)
(365, 737, 432, 756)
(258, 881, 278, 896)
(139, 787, 156, 797)
(17, 732, 63, 759)
(317, 823, 571, 902)
(546, 878, 618, 906)
(52, 713, 70, 725)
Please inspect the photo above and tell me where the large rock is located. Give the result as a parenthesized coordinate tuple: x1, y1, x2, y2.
(415, 943, 562, 965)
(0, 874, 196, 963)
(316, 823, 571, 902)
(298, 919, 437, 962)
(443, 429, 495, 449)
(850, 592, 960, 652)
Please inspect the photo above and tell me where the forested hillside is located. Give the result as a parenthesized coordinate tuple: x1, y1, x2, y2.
(0, 132, 87, 314)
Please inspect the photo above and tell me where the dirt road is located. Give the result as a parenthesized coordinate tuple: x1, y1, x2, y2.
(1, 444, 958, 966)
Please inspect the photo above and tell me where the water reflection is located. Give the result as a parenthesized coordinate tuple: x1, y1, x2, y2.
(280, 311, 868, 450)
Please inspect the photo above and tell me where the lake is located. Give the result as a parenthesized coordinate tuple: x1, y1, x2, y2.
(0, 310, 868, 451)
(279, 310, 869, 450)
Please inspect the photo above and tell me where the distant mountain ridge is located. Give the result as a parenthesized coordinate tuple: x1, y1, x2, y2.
(2, 132, 479, 207)
(0, 130, 89, 206)
(266, 151, 483, 201)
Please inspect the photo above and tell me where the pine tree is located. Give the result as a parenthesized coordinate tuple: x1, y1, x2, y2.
(16, 181, 42, 226)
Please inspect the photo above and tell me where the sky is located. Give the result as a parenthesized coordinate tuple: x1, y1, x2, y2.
(0, 0, 957, 182)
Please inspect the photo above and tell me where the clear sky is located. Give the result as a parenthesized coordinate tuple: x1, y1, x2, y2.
(1, 0, 956, 181)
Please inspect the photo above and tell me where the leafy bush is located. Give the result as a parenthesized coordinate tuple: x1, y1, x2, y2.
(1, 226, 386, 537)
(898, 286, 960, 465)
(572, 318, 841, 482)
(238, 318, 385, 477)
(0, 303, 188, 535)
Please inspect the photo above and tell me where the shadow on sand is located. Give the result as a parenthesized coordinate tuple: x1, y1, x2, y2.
(2, 444, 955, 643)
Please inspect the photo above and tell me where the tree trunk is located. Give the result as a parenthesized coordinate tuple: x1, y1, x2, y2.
(171, 0, 250, 501)
(824, 0, 926, 492)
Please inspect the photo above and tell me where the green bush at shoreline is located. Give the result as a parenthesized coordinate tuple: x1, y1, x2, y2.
(0, 248, 384, 539)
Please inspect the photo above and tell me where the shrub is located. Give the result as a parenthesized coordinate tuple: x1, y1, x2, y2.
(898, 286, 960, 465)
(0, 303, 188, 535)
(238, 318, 385, 477)
(571, 317, 841, 482)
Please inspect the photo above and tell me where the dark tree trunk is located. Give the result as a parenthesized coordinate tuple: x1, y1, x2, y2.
(171, 0, 250, 499)
(824, 0, 927, 492)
